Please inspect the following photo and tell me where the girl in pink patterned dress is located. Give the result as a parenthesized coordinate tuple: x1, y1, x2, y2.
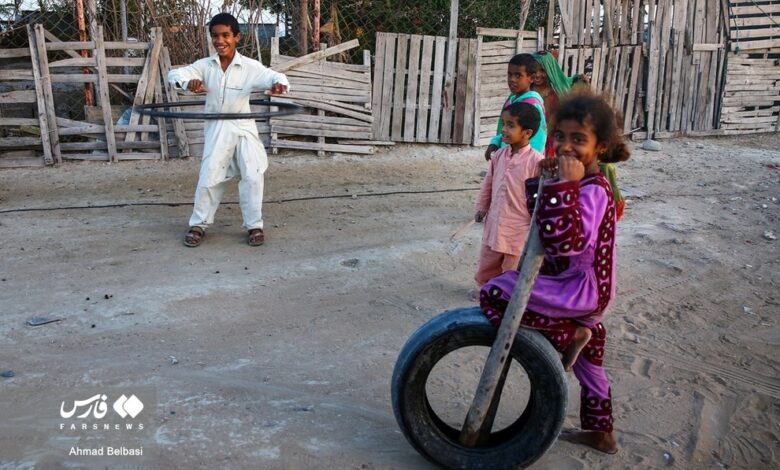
(479, 90, 630, 454)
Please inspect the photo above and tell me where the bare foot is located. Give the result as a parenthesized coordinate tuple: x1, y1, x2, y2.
(560, 429, 618, 454)
(561, 326, 592, 371)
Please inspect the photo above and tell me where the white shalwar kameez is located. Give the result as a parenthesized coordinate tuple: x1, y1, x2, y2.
(168, 53, 289, 230)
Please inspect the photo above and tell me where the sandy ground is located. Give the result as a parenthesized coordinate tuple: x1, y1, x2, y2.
(0, 134, 778, 469)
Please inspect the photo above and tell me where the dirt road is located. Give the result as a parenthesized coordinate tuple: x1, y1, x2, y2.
(0, 135, 778, 469)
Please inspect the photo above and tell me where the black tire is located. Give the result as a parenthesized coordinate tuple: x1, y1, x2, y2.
(391, 307, 567, 470)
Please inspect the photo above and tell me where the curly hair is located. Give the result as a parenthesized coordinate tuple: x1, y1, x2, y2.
(553, 89, 630, 164)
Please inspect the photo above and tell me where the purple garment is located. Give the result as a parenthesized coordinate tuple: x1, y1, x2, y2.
(524, 174, 617, 328)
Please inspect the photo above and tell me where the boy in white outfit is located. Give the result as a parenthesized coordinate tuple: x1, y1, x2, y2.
(168, 13, 289, 247)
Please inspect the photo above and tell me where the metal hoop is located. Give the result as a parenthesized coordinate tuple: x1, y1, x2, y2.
(133, 99, 304, 120)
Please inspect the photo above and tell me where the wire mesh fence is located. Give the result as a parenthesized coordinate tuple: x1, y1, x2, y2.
(0, 1, 552, 124)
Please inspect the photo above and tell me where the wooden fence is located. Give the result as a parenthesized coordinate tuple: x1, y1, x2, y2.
(270, 38, 377, 155)
(0, 25, 188, 167)
(371, 32, 478, 144)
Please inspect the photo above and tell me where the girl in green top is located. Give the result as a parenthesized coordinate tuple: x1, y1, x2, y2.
(533, 50, 626, 220)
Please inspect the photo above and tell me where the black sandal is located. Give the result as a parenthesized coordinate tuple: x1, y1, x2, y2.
(248, 228, 265, 246)
(184, 227, 204, 247)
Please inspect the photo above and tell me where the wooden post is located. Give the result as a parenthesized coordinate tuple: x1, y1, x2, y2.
(519, 0, 531, 31)
(441, 0, 459, 143)
(93, 25, 117, 162)
(74, 0, 94, 106)
(546, 0, 555, 50)
(27, 25, 56, 165)
(299, 0, 309, 55)
(313, 0, 321, 51)
(459, 177, 548, 446)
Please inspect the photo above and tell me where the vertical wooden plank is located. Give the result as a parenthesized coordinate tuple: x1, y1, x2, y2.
(584, 0, 593, 46)
(159, 46, 189, 158)
(632, 0, 643, 45)
(603, 0, 615, 47)
(645, 0, 662, 137)
(93, 25, 117, 161)
(416, 35, 434, 142)
(379, 33, 396, 140)
(572, 0, 581, 45)
(32, 25, 61, 163)
(317, 42, 327, 156)
(153, 75, 169, 160)
(472, 36, 483, 146)
(462, 38, 478, 145)
(704, 1, 719, 129)
(428, 36, 446, 142)
(404, 35, 421, 142)
(614, 46, 629, 113)
(391, 34, 409, 141)
(654, 3, 672, 132)
(453, 38, 468, 143)
(27, 25, 54, 165)
(546, 0, 556, 47)
(623, 46, 642, 132)
(441, 36, 458, 143)
(371, 33, 386, 139)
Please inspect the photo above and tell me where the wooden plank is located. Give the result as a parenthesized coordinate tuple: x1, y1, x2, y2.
(317, 42, 327, 157)
(476, 28, 538, 39)
(440, 36, 458, 143)
(624, 46, 642, 133)
(428, 36, 447, 142)
(416, 35, 435, 142)
(277, 98, 372, 122)
(153, 73, 169, 159)
(404, 35, 422, 142)
(378, 33, 396, 140)
(275, 39, 360, 73)
(159, 46, 189, 158)
(275, 113, 370, 127)
(729, 4, 780, 15)
(336, 139, 395, 145)
(271, 139, 373, 154)
(0, 157, 45, 168)
(453, 38, 469, 143)
(371, 33, 386, 139)
(271, 125, 371, 140)
(59, 141, 160, 151)
(93, 25, 118, 162)
(645, 0, 663, 136)
(0, 90, 37, 103)
(614, 46, 629, 119)
(0, 70, 34, 80)
(125, 28, 163, 144)
(463, 38, 478, 145)
(472, 36, 483, 146)
(46, 57, 97, 68)
(391, 34, 409, 141)
(44, 41, 95, 51)
(0, 48, 31, 58)
(0, 118, 39, 127)
(0, 137, 42, 148)
(103, 41, 150, 50)
(28, 25, 57, 165)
